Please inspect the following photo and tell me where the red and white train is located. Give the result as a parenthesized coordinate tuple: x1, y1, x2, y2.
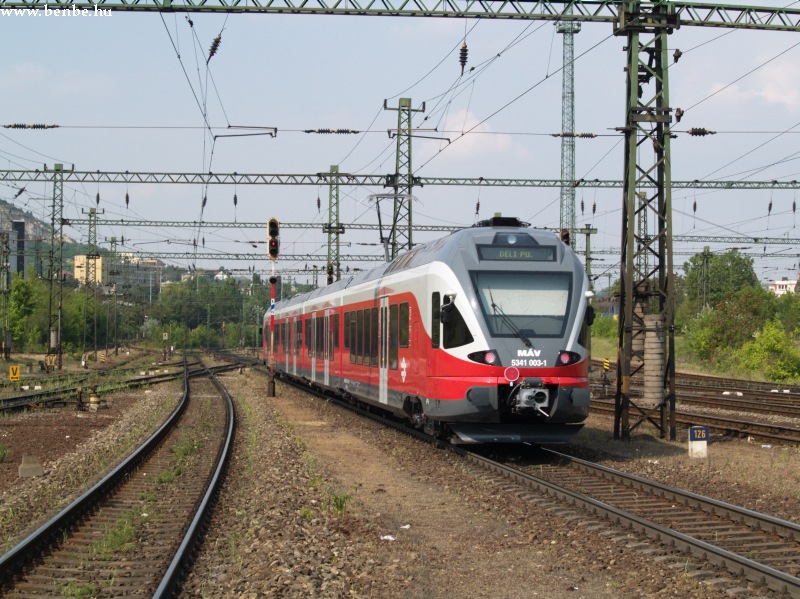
(263, 215, 593, 443)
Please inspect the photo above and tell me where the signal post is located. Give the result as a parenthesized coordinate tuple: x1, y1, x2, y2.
(267, 218, 280, 397)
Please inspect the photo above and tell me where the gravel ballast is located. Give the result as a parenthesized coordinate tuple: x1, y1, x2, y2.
(1, 364, 794, 597)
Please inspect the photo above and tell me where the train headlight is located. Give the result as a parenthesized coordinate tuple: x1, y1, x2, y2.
(467, 350, 501, 366)
(556, 350, 582, 366)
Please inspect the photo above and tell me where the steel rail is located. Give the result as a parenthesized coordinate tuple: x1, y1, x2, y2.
(154, 358, 236, 597)
(0, 361, 239, 412)
(590, 399, 800, 444)
(0, 358, 191, 588)
(466, 450, 800, 597)
(249, 359, 800, 597)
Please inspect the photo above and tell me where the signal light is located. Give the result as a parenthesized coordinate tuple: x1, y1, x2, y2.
(268, 217, 280, 261)
(268, 238, 280, 259)
(325, 263, 335, 285)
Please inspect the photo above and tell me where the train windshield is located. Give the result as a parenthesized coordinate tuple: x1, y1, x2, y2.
(473, 271, 572, 339)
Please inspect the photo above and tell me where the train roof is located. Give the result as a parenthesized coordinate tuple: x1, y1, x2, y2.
(280, 218, 566, 308)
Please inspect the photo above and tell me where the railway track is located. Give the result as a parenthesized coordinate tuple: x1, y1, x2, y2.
(265, 365, 800, 597)
(468, 447, 800, 598)
(590, 398, 800, 444)
(0, 358, 241, 413)
(0, 357, 236, 597)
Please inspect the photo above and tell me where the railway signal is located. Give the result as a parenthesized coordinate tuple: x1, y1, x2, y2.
(267, 217, 280, 397)
(268, 218, 280, 261)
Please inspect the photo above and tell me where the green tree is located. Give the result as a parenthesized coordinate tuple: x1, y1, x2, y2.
(7, 274, 49, 350)
(732, 320, 800, 381)
(679, 249, 759, 322)
(684, 285, 776, 365)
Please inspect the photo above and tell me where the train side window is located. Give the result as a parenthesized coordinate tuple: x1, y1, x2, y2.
(317, 317, 325, 358)
(443, 303, 474, 349)
(390, 304, 399, 369)
(297, 320, 302, 355)
(578, 305, 595, 348)
(363, 309, 371, 367)
(349, 312, 356, 364)
(343, 312, 350, 349)
(333, 314, 340, 350)
(371, 307, 379, 366)
(356, 309, 363, 365)
(399, 302, 409, 347)
(431, 292, 441, 349)
(306, 318, 312, 358)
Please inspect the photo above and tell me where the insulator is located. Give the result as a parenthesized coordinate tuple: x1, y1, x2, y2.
(475, 201, 480, 214)
(674, 108, 684, 123)
(793, 201, 796, 214)
(233, 193, 238, 207)
(581, 199, 585, 214)
(96, 192, 100, 205)
(673, 48, 682, 63)
(193, 238, 197, 248)
(207, 34, 221, 64)
(687, 128, 716, 136)
(459, 42, 468, 75)
(693, 200, 697, 213)
(4, 123, 57, 129)
(125, 192, 129, 208)
(768, 200, 773, 215)
(592, 202, 596, 215)
(317, 197, 321, 211)
(202, 195, 207, 209)
(202, 237, 205, 247)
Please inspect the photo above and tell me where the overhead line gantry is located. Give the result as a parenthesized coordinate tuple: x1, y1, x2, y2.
(4, 170, 800, 189)
(5, 0, 799, 440)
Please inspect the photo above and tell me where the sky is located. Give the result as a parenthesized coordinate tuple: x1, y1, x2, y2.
(2, 3, 800, 290)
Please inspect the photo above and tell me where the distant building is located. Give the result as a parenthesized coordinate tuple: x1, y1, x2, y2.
(74, 252, 164, 302)
(596, 295, 620, 317)
(766, 276, 800, 296)
(74, 255, 110, 285)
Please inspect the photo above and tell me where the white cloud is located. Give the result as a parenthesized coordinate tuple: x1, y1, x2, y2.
(752, 62, 800, 112)
(416, 108, 530, 172)
(0, 62, 48, 92)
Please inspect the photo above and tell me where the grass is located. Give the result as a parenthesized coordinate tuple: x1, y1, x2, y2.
(329, 493, 352, 516)
(156, 465, 183, 484)
(89, 510, 144, 559)
(171, 436, 201, 461)
(0, 442, 9, 463)
(61, 581, 97, 598)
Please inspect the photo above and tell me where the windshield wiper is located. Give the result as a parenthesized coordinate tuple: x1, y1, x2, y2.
(488, 288, 532, 347)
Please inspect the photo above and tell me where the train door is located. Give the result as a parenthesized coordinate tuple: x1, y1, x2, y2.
(323, 308, 331, 387)
(379, 296, 389, 404)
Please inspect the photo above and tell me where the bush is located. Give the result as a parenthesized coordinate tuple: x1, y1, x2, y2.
(730, 320, 800, 382)
(591, 315, 618, 339)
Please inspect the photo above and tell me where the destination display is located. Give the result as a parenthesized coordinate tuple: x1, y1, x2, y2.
(477, 245, 555, 261)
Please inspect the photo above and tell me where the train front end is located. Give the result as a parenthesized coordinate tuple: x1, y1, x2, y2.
(427, 217, 592, 444)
